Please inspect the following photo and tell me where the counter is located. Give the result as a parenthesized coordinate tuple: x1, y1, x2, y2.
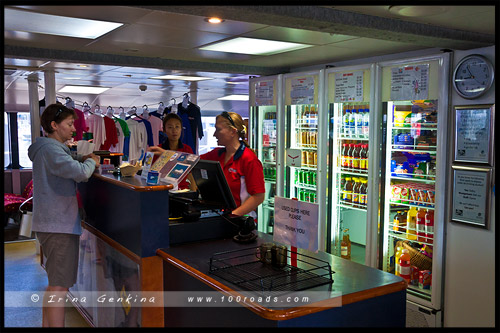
(157, 232, 407, 327)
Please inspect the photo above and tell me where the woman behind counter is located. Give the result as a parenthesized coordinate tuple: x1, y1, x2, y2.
(28, 104, 100, 327)
(200, 111, 265, 217)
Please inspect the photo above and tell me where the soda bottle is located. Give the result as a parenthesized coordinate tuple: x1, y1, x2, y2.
(352, 144, 360, 170)
(352, 177, 360, 207)
(340, 228, 351, 260)
(399, 249, 411, 284)
(359, 178, 367, 207)
(407, 206, 418, 240)
(417, 208, 427, 242)
(425, 209, 434, 244)
(393, 211, 402, 232)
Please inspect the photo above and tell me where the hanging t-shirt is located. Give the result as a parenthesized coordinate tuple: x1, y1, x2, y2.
(100, 115, 119, 150)
(73, 108, 87, 141)
(125, 118, 147, 162)
(135, 117, 154, 147)
(147, 113, 163, 146)
(86, 113, 106, 150)
(177, 102, 203, 153)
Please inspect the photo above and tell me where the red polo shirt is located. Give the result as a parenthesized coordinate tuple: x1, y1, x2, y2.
(200, 142, 265, 208)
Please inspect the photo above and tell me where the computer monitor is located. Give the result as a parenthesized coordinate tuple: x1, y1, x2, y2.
(191, 160, 237, 211)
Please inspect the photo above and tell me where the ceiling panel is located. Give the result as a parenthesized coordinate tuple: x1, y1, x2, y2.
(242, 26, 359, 45)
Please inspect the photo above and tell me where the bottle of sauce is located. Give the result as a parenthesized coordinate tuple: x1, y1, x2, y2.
(407, 206, 418, 240)
(417, 208, 427, 242)
(425, 209, 434, 244)
(352, 144, 360, 170)
(341, 228, 351, 260)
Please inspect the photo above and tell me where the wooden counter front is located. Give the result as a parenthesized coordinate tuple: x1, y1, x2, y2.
(157, 232, 407, 327)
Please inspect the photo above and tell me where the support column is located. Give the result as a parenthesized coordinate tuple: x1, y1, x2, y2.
(43, 69, 57, 105)
(27, 74, 41, 143)
(189, 82, 199, 153)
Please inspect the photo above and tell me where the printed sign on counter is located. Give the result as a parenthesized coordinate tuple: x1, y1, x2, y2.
(334, 71, 364, 102)
(391, 64, 429, 101)
(273, 196, 319, 252)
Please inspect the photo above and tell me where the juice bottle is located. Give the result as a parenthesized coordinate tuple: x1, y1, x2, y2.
(352, 144, 360, 170)
(399, 249, 411, 284)
(347, 144, 354, 170)
(344, 177, 353, 204)
(352, 177, 360, 206)
(417, 208, 427, 242)
(425, 209, 434, 244)
(359, 178, 367, 206)
(359, 144, 368, 171)
(341, 143, 349, 168)
(395, 246, 402, 276)
(340, 228, 351, 260)
(406, 206, 418, 240)
(303, 105, 310, 128)
(393, 211, 402, 232)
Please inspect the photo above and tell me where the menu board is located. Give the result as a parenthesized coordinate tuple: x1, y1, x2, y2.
(451, 167, 491, 228)
(290, 77, 315, 105)
(334, 71, 364, 102)
(255, 80, 274, 106)
(391, 64, 429, 101)
(454, 106, 493, 164)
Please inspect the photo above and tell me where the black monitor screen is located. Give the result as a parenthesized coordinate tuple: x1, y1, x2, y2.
(191, 160, 237, 211)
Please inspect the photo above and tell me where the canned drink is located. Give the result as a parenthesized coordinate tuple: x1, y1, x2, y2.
(298, 170, 303, 184)
(304, 191, 310, 202)
(312, 172, 317, 186)
(305, 171, 311, 185)
(302, 151, 308, 165)
(299, 189, 305, 201)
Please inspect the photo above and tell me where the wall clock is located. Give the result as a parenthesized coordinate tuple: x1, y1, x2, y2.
(453, 54, 494, 99)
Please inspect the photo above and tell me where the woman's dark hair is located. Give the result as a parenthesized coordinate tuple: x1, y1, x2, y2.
(40, 104, 77, 134)
(161, 113, 184, 149)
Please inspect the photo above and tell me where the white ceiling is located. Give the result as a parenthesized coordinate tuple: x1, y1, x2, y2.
(4, 5, 496, 116)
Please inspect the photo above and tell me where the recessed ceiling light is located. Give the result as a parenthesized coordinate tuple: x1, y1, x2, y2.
(388, 6, 448, 17)
(5, 8, 123, 39)
(200, 37, 312, 56)
(205, 17, 224, 24)
(149, 75, 213, 82)
(58, 85, 110, 94)
(77, 65, 89, 68)
(217, 95, 249, 101)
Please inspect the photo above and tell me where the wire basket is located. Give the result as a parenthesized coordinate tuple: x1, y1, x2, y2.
(209, 246, 334, 293)
(397, 241, 432, 271)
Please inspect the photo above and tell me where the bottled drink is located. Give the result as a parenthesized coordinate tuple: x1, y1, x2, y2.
(352, 177, 360, 206)
(302, 105, 309, 128)
(343, 176, 353, 204)
(340, 228, 351, 260)
(363, 107, 370, 138)
(399, 249, 411, 284)
(352, 144, 360, 170)
(407, 206, 418, 240)
(348, 108, 355, 138)
(360, 144, 368, 171)
(341, 143, 349, 169)
(399, 210, 407, 233)
(395, 246, 402, 276)
(347, 144, 355, 170)
(425, 209, 434, 244)
(417, 208, 427, 242)
(393, 211, 402, 232)
(310, 105, 317, 128)
(343, 109, 351, 136)
(354, 108, 363, 137)
(359, 179, 367, 207)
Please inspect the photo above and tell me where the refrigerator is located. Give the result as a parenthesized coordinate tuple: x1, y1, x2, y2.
(249, 75, 281, 234)
(377, 53, 451, 324)
(280, 70, 328, 251)
(324, 64, 381, 267)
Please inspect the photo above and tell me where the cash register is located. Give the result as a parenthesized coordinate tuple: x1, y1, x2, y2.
(168, 160, 257, 244)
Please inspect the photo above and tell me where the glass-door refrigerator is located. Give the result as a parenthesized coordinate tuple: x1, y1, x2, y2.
(249, 75, 281, 234)
(281, 70, 328, 251)
(324, 64, 382, 266)
(378, 53, 451, 322)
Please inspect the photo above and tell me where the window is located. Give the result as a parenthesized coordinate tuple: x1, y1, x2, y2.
(4, 112, 32, 169)
(198, 116, 218, 155)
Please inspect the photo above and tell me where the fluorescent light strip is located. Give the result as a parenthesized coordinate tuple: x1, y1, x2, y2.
(59, 85, 110, 94)
(217, 95, 249, 101)
(5, 8, 123, 39)
(200, 37, 312, 55)
(149, 75, 213, 81)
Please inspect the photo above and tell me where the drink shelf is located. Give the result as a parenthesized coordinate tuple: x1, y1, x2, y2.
(387, 228, 434, 246)
(264, 178, 277, 183)
(294, 144, 318, 150)
(209, 246, 334, 293)
(337, 202, 367, 212)
(337, 134, 370, 141)
(338, 168, 368, 176)
(263, 204, 275, 211)
(389, 200, 435, 210)
(390, 175, 435, 184)
(262, 160, 276, 165)
(392, 125, 437, 131)
(391, 146, 437, 154)
(295, 183, 317, 191)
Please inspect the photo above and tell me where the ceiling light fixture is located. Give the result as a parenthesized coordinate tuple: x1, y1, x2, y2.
(58, 85, 110, 94)
(217, 95, 249, 101)
(200, 37, 312, 56)
(149, 75, 213, 82)
(205, 17, 224, 24)
(388, 6, 448, 17)
(5, 8, 123, 39)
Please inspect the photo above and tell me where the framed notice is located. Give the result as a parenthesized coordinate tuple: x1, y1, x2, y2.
(453, 104, 495, 165)
(390, 64, 429, 100)
(334, 70, 364, 102)
(451, 166, 492, 229)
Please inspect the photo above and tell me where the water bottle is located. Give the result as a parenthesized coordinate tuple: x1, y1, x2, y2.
(363, 107, 370, 138)
(343, 109, 351, 137)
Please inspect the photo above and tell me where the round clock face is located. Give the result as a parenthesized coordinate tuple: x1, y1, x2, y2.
(453, 55, 494, 99)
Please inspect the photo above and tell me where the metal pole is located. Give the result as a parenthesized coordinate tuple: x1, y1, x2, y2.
(27, 74, 41, 143)
(43, 69, 56, 105)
